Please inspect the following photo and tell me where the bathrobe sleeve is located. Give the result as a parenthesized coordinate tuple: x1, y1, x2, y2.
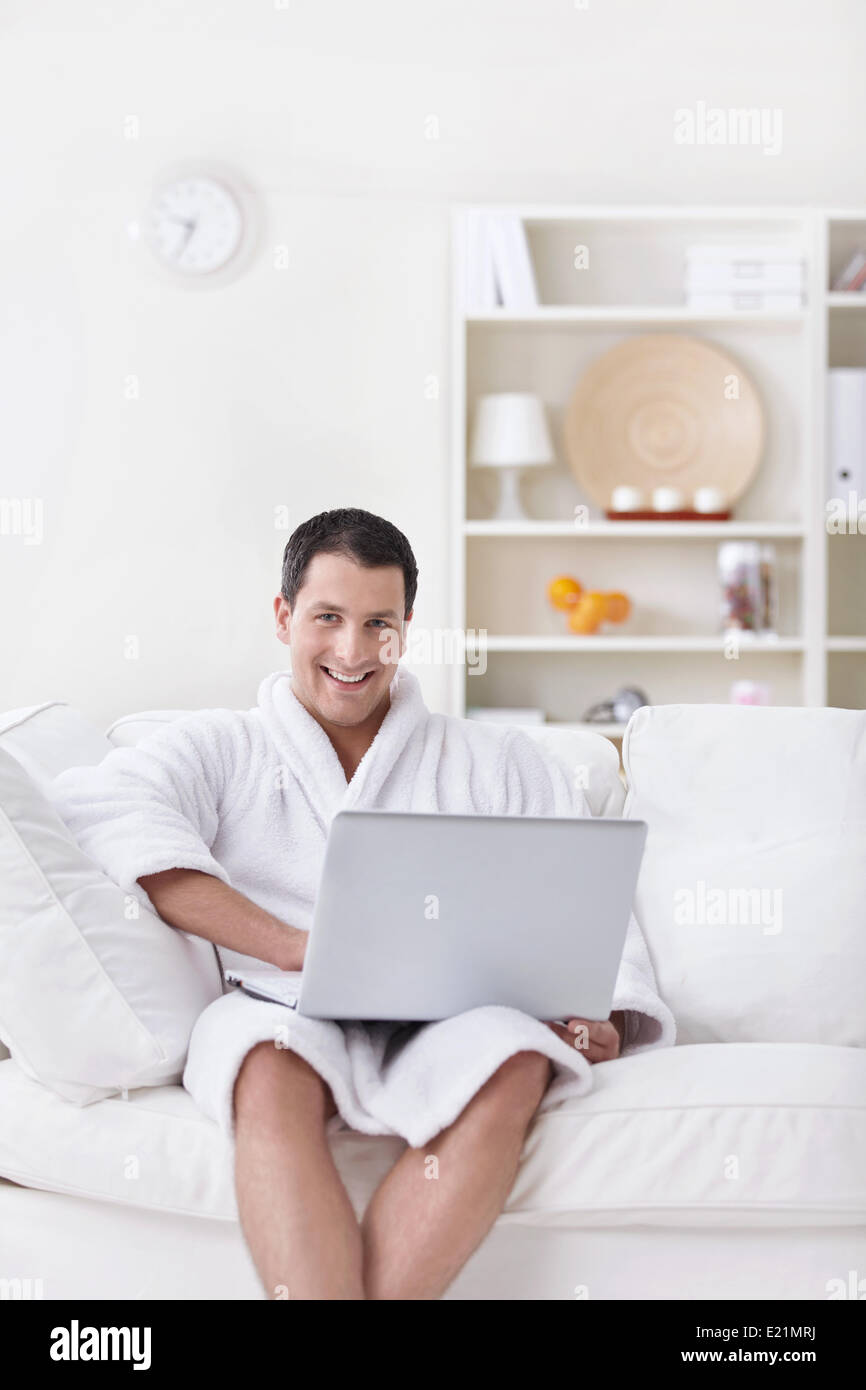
(502, 729, 676, 1055)
(48, 713, 237, 911)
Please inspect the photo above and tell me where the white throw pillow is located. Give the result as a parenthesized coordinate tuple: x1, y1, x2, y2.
(517, 724, 625, 818)
(0, 700, 117, 1069)
(0, 747, 223, 1105)
(623, 703, 866, 1047)
(0, 701, 113, 794)
(105, 710, 196, 748)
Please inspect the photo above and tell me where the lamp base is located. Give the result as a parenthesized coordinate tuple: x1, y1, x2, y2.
(490, 466, 530, 522)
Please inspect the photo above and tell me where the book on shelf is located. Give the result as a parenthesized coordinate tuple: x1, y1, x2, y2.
(831, 248, 866, 292)
(464, 210, 499, 309)
(462, 213, 538, 310)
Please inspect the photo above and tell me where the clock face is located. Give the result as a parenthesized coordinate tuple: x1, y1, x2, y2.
(145, 175, 244, 275)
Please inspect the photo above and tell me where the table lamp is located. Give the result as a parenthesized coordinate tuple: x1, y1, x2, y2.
(469, 392, 555, 521)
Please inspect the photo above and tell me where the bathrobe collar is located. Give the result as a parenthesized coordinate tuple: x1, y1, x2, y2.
(256, 661, 428, 826)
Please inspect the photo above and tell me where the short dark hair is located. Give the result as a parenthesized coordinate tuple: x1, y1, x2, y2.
(280, 508, 418, 619)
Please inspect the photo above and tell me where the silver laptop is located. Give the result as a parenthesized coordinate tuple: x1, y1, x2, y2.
(288, 809, 648, 1023)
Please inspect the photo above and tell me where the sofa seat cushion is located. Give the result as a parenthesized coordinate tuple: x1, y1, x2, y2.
(1, 1042, 862, 1229)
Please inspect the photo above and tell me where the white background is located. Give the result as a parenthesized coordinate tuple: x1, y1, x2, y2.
(1, 0, 864, 726)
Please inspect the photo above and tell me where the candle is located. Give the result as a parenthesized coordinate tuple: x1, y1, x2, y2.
(730, 680, 770, 705)
(694, 486, 726, 513)
(611, 484, 644, 511)
(651, 486, 685, 512)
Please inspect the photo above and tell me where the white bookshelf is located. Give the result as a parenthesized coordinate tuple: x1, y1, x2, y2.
(450, 205, 866, 735)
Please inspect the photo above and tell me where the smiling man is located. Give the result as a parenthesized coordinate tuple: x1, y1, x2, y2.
(51, 507, 674, 1301)
(279, 545, 404, 784)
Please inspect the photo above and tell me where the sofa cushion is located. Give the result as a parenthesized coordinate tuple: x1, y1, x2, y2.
(105, 710, 197, 749)
(0, 1042, 862, 1228)
(516, 723, 625, 818)
(0, 701, 116, 1072)
(623, 703, 866, 1047)
(0, 748, 222, 1105)
(0, 701, 112, 796)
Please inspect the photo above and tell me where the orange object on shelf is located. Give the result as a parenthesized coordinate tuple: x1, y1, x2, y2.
(604, 592, 631, 623)
(546, 574, 583, 611)
(568, 591, 608, 634)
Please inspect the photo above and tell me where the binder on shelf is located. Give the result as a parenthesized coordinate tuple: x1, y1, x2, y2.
(827, 368, 866, 502)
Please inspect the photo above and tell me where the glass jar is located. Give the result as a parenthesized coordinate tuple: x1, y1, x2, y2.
(718, 542, 762, 633)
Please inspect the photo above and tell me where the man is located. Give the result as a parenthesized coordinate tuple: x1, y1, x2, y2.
(51, 507, 674, 1301)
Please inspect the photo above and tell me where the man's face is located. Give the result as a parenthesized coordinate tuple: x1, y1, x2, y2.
(274, 551, 412, 728)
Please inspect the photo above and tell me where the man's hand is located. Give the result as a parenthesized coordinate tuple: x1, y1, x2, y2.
(544, 1010, 626, 1062)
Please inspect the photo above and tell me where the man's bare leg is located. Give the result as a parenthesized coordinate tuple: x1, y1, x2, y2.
(233, 1040, 364, 1300)
(361, 1050, 553, 1301)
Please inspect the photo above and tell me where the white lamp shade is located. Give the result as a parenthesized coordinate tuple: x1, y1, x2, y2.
(469, 393, 555, 469)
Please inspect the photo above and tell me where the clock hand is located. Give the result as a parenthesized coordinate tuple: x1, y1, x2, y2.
(176, 219, 198, 259)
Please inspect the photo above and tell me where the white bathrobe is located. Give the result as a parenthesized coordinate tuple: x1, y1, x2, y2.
(50, 662, 675, 1147)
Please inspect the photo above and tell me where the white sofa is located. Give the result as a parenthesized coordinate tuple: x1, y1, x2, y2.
(0, 695, 864, 1301)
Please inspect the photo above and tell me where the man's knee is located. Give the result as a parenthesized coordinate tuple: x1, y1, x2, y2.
(233, 1040, 338, 1124)
(499, 1049, 554, 1088)
(477, 1049, 553, 1115)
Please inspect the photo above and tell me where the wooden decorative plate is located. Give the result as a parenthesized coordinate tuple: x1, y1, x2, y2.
(564, 335, 764, 509)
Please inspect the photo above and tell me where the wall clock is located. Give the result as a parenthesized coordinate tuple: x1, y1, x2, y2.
(142, 164, 258, 285)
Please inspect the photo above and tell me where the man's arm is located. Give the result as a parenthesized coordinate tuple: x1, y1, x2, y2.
(49, 715, 239, 905)
(138, 868, 308, 973)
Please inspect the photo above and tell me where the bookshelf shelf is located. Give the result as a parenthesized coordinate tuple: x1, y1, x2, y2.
(466, 306, 806, 325)
(463, 521, 806, 539)
(480, 636, 804, 654)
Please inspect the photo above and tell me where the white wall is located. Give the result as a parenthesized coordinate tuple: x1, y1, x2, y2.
(2, 0, 864, 727)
